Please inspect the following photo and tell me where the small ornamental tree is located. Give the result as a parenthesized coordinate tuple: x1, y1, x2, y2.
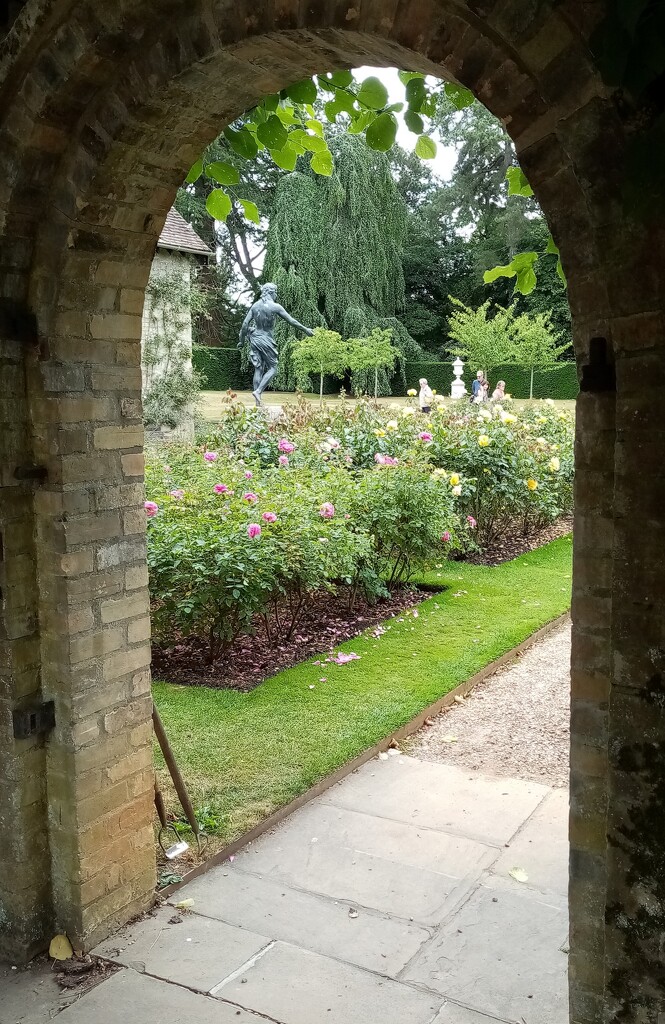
(348, 328, 397, 399)
(446, 297, 518, 375)
(511, 310, 571, 398)
(291, 327, 350, 404)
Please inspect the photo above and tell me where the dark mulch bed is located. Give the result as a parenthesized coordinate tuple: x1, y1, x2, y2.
(151, 586, 430, 691)
(152, 518, 573, 691)
(465, 517, 573, 567)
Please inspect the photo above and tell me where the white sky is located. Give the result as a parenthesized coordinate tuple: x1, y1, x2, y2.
(355, 66, 458, 180)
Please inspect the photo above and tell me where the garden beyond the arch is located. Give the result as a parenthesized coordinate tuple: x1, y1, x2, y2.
(148, 395, 574, 852)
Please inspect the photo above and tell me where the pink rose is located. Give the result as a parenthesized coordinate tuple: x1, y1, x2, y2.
(213, 483, 229, 494)
(262, 511, 277, 523)
(441, 531, 451, 543)
(169, 489, 184, 499)
(344, 513, 351, 520)
(467, 515, 477, 529)
(244, 470, 253, 479)
(144, 501, 159, 517)
(278, 455, 290, 467)
(374, 453, 386, 465)
(319, 502, 335, 519)
(419, 431, 433, 442)
(204, 451, 218, 463)
(243, 492, 259, 503)
(278, 438, 295, 454)
(247, 524, 262, 539)
(164, 465, 172, 473)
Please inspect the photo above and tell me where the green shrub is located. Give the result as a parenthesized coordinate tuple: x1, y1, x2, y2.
(349, 465, 459, 586)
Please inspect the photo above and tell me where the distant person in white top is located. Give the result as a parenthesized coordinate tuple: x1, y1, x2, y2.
(419, 378, 434, 413)
(492, 380, 506, 401)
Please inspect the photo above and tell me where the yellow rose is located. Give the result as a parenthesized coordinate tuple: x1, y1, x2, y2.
(432, 389, 437, 395)
(500, 412, 516, 424)
(386, 420, 399, 430)
(449, 473, 460, 486)
(407, 389, 417, 397)
(548, 457, 560, 472)
(537, 416, 547, 424)
(526, 478, 538, 491)
(401, 407, 415, 418)
(478, 435, 490, 447)
(374, 429, 386, 438)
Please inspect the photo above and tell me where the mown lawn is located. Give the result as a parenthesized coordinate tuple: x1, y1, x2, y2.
(153, 535, 572, 846)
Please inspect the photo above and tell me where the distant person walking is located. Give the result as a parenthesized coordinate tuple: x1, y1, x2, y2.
(492, 380, 506, 401)
(419, 377, 434, 414)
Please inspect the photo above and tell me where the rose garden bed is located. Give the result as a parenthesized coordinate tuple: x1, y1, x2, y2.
(147, 397, 574, 860)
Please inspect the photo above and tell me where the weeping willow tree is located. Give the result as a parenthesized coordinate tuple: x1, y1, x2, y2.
(262, 135, 423, 394)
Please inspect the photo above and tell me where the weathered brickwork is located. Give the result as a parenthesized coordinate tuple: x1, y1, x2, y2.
(1, 3, 664, 1020)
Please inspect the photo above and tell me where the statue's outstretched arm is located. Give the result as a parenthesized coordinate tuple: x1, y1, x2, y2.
(238, 306, 254, 347)
(276, 304, 313, 336)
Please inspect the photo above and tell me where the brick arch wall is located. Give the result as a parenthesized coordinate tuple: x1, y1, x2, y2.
(1, 4, 664, 1021)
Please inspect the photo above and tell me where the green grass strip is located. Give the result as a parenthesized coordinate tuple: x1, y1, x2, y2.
(153, 535, 572, 843)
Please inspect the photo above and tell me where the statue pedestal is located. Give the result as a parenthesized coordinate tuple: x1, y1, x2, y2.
(451, 381, 467, 399)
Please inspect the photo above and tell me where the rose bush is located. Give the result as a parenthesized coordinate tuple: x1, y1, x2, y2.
(147, 397, 573, 659)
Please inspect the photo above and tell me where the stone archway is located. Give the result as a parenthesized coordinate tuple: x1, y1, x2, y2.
(1, 3, 664, 1021)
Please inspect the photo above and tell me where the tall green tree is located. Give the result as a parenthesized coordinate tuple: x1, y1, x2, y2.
(262, 133, 422, 392)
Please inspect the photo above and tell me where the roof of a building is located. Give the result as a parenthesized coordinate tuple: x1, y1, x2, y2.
(158, 208, 211, 256)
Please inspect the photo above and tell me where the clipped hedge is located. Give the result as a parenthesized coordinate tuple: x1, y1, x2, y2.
(193, 346, 251, 391)
(193, 346, 579, 401)
(490, 363, 579, 400)
(395, 362, 455, 397)
(194, 346, 342, 395)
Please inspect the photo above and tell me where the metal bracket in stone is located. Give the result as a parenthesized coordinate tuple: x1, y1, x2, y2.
(580, 336, 616, 393)
(12, 701, 55, 740)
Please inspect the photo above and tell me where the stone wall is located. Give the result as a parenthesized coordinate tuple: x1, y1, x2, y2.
(141, 250, 195, 443)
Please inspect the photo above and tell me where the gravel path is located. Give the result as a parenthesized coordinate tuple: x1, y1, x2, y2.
(406, 620, 571, 787)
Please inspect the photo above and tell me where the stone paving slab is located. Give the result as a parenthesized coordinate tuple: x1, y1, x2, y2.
(403, 874, 568, 1023)
(233, 832, 472, 927)
(92, 905, 270, 993)
(213, 941, 444, 1024)
(56, 968, 271, 1023)
(171, 865, 431, 977)
(493, 788, 569, 896)
(324, 756, 549, 846)
(244, 800, 498, 875)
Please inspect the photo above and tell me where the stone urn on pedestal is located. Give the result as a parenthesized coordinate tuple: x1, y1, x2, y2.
(451, 357, 466, 399)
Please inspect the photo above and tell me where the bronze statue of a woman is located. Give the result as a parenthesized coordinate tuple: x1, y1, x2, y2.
(238, 283, 313, 406)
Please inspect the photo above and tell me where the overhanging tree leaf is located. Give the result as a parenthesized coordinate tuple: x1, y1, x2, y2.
(306, 119, 324, 136)
(185, 158, 203, 184)
(329, 70, 354, 88)
(415, 135, 437, 159)
(515, 266, 538, 294)
(238, 199, 260, 223)
(224, 127, 259, 159)
(406, 77, 427, 109)
(506, 166, 534, 197)
(404, 109, 424, 134)
(205, 161, 240, 186)
(256, 115, 289, 150)
(310, 149, 334, 175)
(206, 188, 232, 221)
(366, 112, 398, 152)
(357, 76, 389, 110)
(285, 78, 317, 104)
(444, 82, 475, 110)
(398, 71, 425, 85)
(270, 144, 298, 171)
